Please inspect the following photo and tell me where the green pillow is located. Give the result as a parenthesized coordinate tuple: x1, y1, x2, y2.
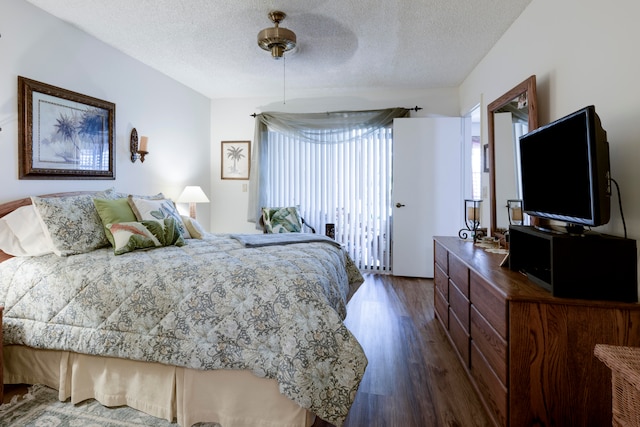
(261, 207, 303, 233)
(93, 198, 138, 246)
(106, 218, 185, 255)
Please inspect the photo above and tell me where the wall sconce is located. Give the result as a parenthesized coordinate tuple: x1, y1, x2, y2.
(177, 186, 210, 219)
(130, 128, 149, 163)
(459, 199, 484, 242)
(507, 199, 523, 225)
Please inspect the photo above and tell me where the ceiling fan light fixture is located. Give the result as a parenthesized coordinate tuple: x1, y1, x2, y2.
(257, 11, 296, 60)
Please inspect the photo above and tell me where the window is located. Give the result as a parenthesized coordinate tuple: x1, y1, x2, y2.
(250, 109, 409, 271)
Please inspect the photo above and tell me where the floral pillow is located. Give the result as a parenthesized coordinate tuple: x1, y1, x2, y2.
(113, 191, 165, 200)
(32, 194, 109, 256)
(261, 207, 303, 233)
(127, 197, 191, 239)
(106, 218, 185, 255)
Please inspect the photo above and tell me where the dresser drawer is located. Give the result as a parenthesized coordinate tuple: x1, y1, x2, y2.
(434, 263, 449, 300)
(435, 285, 449, 329)
(471, 342, 507, 427)
(449, 254, 470, 297)
(470, 271, 507, 340)
(449, 309, 470, 365)
(471, 306, 507, 385)
(449, 280, 470, 333)
(0, 306, 3, 403)
(434, 240, 448, 273)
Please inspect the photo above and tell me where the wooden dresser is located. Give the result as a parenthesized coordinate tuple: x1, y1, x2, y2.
(433, 236, 640, 426)
(1, 306, 3, 403)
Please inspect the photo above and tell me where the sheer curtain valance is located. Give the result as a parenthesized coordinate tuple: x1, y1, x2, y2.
(254, 108, 409, 144)
(247, 108, 410, 225)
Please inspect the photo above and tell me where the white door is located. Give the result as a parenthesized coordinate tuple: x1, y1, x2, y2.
(392, 117, 462, 277)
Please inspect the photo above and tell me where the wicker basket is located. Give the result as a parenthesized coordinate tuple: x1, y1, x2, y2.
(595, 344, 640, 427)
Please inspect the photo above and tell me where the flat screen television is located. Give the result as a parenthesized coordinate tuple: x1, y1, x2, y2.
(519, 105, 611, 231)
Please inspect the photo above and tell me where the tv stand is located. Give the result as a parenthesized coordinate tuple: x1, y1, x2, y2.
(564, 223, 585, 235)
(509, 225, 637, 302)
(433, 236, 640, 426)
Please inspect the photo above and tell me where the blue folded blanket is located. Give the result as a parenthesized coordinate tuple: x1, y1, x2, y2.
(230, 233, 341, 248)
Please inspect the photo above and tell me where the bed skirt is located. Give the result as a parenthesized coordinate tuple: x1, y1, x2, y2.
(3, 345, 314, 427)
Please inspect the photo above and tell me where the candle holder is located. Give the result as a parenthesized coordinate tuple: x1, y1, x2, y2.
(507, 199, 523, 225)
(459, 199, 484, 242)
(130, 128, 149, 163)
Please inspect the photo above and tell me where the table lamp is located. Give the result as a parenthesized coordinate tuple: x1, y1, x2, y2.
(177, 186, 209, 219)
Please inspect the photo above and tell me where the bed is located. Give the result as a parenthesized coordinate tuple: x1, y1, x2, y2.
(0, 190, 367, 427)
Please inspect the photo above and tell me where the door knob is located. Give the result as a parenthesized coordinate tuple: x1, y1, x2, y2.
(396, 203, 406, 208)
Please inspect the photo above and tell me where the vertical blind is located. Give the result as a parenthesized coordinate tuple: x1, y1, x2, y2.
(263, 126, 394, 271)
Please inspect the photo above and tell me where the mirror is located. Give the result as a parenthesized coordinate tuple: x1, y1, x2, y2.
(487, 75, 538, 236)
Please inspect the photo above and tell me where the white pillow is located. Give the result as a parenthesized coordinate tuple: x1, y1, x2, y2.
(0, 223, 24, 256)
(128, 197, 191, 239)
(181, 215, 207, 239)
(0, 205, 54, 256)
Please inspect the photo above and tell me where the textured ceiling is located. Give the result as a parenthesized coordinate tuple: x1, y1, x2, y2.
(25, 0, 532, 99)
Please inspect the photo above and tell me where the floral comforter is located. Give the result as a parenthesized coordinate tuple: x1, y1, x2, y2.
(0, 234, 367, 426)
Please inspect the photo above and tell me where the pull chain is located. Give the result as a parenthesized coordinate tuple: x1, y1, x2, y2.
(283, 54, 287, 104)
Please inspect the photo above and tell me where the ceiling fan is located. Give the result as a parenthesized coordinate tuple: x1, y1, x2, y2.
(257, 11, 297, 60)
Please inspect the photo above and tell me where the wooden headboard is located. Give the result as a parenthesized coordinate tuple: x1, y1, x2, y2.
(0, 191, 98, 262)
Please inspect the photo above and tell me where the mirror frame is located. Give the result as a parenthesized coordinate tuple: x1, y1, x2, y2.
(487, 75, 538, 236)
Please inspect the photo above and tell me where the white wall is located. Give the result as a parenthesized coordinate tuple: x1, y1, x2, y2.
(210, 88, 461, 232)
(1, 0, 212, 224)
(460, 0, 640, 241)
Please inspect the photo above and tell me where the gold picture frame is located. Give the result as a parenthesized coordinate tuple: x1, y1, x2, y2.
(221, 140, 250, 180)
(18, 76, 115, 180)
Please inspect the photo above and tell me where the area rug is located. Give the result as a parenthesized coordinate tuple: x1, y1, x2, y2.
(0, 384, 220, 426)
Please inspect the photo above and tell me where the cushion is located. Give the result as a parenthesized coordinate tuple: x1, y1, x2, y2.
(107, 218, 185, 255)
(0, 224, 23, 256)
(181, 215, 206, 239)
(93, 198, 138, 246)
(32, 194, 109, 256)
(114, 191, 165, 200)
(97, 187, 116, 198)
(128, 197, 191, 239)
(0, 205, 54, 257)
(261, 207, 303, 233)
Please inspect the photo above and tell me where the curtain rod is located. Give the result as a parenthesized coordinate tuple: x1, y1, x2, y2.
(249, 106, 422, 117)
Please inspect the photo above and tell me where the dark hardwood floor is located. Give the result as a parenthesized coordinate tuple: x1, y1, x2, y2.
(4, 274, 493, 426)
(314, 273, 492, 427)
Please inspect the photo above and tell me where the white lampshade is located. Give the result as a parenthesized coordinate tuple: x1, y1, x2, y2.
(177, 186, 209, 219)
(177, 186, 210, 203)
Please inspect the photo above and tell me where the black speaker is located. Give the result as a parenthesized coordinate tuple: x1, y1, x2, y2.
(325, 223, 336, 239)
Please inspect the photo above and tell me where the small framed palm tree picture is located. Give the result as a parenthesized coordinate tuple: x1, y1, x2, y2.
(221, 140, 250, 180)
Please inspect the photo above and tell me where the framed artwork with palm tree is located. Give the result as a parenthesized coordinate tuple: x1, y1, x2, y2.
(18, 76, 115, 179)
(221, 140, 250, 180)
